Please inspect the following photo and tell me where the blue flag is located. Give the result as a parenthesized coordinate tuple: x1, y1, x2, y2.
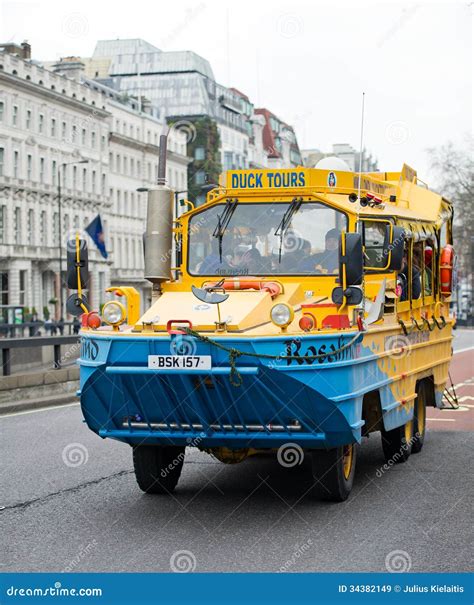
(85, 214, 108, 259)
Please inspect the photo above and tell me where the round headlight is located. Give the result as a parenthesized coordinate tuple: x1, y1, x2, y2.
(270, 303, 294, 328)
(102, 301, 126, 326)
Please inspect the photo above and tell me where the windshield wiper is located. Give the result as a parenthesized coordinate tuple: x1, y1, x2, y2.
(213, 198, 238, 262)
(274, 197, 303, 263)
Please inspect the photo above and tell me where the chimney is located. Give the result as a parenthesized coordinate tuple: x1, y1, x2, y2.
(21, 41, 31, 59)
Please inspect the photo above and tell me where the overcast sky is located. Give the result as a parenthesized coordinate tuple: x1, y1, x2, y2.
(1, 0, 472, 181)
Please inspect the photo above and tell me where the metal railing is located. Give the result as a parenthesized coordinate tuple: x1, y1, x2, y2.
(0, 321, 79, 339)
(0, 335, 80, 376)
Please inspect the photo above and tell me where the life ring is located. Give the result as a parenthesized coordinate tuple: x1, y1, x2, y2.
(440, 244, 455, 295)
(203, 279, 283, 298)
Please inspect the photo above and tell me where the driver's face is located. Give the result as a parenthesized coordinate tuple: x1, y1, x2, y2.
(326, 237, 338, 251)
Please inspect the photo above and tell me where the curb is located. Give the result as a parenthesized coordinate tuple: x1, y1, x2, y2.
(0, 393, 78, 416)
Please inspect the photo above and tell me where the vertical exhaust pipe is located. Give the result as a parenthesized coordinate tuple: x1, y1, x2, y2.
(144, 129, 174, 289)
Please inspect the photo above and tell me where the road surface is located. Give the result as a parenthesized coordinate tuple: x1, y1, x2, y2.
(1, 331, 472, 573)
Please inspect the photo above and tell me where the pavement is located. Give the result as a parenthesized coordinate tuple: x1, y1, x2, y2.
(0, 331, 472, 573)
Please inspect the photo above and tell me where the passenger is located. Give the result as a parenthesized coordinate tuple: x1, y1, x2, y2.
(399, 250, 421, 301)
(281, 235, 311, 272)
(297, 228, 340, 274)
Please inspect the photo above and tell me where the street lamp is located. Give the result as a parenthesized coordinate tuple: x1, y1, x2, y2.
(57, 159, 89, 319)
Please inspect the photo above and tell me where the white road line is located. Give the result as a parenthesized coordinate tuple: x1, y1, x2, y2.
(458, 396, 474, 403)
(454, 346, 474, 355)
(428, 418, 455, 422)
(0, 401, 79, 419)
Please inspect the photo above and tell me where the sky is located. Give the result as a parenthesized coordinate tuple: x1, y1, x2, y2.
(1, 0, 472, 181)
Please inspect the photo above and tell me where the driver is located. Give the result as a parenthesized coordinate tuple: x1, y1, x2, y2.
(297, 228, 340, 274)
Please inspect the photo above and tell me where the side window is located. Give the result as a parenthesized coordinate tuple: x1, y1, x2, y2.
(362, 220, 389, 269)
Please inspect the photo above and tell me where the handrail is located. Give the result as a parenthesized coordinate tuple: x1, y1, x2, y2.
(0, 335, 80, 377)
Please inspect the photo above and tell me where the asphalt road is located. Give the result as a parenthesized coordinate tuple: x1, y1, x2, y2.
(1, 331, 472, 573)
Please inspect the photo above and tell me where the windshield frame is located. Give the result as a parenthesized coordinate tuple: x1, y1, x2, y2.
(185, 200, 349, 278)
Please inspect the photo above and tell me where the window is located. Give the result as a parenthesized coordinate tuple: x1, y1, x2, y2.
(13, 151, 19, 178)
(12, 105, 18, 126)
(72, 125, 77, 143)
(0, 271, 8, 306)
(27, 154, 32, 180)
(194, 146, 205, 161)
(109, 153, 114, 171)
(0, 205, 5, 243)
(62, 121, 67, 139)
(53, 213, 59, 241)
(124, 191, 128, 215)
(51, 118, 56, 137)
(0, 101, 4, 121)
(101, 173, 106, 194)
(82, 167, 87, 190)
(0, 147, 4, 177)
(27, 209, 34, 244)
(19, 270, 27, 305)
(188, 202, 347, 276)
(194, 170, 206, 185)
(52, 160, 57, 185)
(81, 128, 86, 145)
(38, 113, 44, 133)
(91, 131, 96, 147)
(14, 207, 21, 244)
(40, 211, 47, 245)
(92, 170, 96, 193)
(39, 157, 45, 182)
(362, 220, 390, 269)
(26, 109, 31, 129)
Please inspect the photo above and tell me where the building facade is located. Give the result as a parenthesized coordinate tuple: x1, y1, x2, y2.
(302, 143, 378, 172)
(0, 48, 189, 321)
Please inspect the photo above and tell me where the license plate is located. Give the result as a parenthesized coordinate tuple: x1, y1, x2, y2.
(148, 355, 212, 370)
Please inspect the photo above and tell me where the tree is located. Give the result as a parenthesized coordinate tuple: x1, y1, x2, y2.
(428, 139, 473, 283)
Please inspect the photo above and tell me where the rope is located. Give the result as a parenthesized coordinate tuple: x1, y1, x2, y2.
(182, 327, 362, 387)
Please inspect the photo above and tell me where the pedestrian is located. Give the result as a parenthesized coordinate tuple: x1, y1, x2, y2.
(58, 317, 65, 336)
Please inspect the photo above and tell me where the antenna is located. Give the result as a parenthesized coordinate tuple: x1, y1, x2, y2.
(357, 92, 366, 201)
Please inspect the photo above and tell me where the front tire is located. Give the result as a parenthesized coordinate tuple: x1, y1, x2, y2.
(133, 445, 185, 494)
(381, 415, 414, 463)
(311, 444, 356, 502)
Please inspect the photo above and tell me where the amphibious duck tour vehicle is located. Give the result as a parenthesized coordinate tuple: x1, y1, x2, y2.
(69, 135, 455, 502)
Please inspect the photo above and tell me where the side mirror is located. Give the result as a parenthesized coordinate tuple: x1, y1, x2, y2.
(339, 232, 363, 286)
(331, 286, 363, 306)
(383, 225, 405, 271)
(66, 238, 89, 289)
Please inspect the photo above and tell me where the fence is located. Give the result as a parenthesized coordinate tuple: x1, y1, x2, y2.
(0, 335, 80, 376)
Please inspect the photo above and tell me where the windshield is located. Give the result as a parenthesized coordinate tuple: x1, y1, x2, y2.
(188, 202, 347, 276)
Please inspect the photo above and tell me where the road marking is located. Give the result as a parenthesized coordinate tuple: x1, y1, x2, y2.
(0, 401, 79, 419)
(454, 346, 474, 355)
(428, 418, 455, 422)
(458, 396, 474, 403)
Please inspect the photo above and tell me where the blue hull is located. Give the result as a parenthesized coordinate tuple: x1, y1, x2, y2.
(78, 331, 408, 449)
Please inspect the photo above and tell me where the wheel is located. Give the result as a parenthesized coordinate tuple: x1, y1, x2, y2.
(412, 382, 427, 454)
(132, 445, 185, 494)
(381, 414, 414, 463)
(311, 444, 356, 502)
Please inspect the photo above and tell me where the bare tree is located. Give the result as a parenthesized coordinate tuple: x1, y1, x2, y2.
(428, 139, 473, 284)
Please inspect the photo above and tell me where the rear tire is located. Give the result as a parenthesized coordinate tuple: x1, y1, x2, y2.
(381, 415, 414, 463)
(311, 444, 356, 502)
(133, 445, 185, 494)
(412, 382, 427, 454)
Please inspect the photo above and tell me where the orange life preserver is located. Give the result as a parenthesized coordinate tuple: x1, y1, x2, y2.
(440, 244, 455, 295)
(204, 279, 282, 298)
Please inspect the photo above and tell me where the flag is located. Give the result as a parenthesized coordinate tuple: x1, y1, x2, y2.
(85, 214, 108, 259)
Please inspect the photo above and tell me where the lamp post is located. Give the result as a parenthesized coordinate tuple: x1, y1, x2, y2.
(57, 159, 89, 319)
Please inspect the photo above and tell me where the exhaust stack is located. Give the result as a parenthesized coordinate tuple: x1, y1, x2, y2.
(144, 132, 174, 287)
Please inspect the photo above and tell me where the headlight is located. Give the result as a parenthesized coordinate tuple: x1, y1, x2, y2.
(102, 301, 126, 326)
(270, 303, 294, 328)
